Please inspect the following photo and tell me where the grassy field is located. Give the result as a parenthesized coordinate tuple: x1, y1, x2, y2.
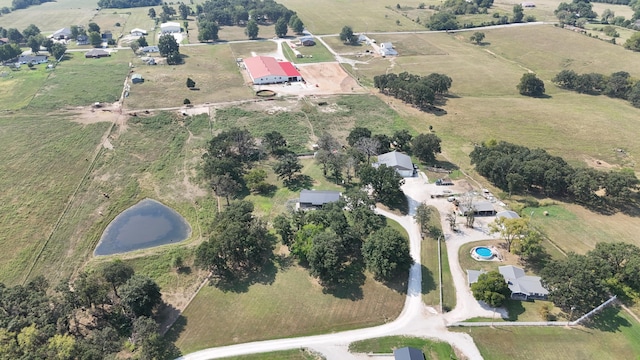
(454, 307, 640, 360)
(27, 51, 130, 110)
(220, 350, 321, 360)
(229, 41, 278, 58)
(0, 0, 98, 31)
(0, 64, 49, 110)
(421, 209, 456, 311)
(282, 42, 335, 64)
(349, 336, 458, 359)
(169, 265, 406, 354)
(124, 44, 253, 109)
(277, 0, 425, 34)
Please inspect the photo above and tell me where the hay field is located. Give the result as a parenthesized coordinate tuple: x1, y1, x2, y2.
(124, 44, 253, 109)
(0, 0, 98, 32)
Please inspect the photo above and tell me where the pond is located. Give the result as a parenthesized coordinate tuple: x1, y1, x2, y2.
(94, 199, 191, 256)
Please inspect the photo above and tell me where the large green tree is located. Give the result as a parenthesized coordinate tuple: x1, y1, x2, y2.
(624, 32, 640, 51)
(359, 164, 405, 205)
(517, 73, 545, 97)
(119, 275, 162, 318)
(362, 227, 413, 281)
(158, 33, 179, 57)
(245, 19, 259, 39)
(412, 133, 442, 164)
(102, 259, 134, 298)
(273, 152, 302, 182)
(339, 25, 356, 44)
(471, 271, 511, 307)
(274, 17, 288, 37)
(414, 202, 433, 237)
(308, 231, 347, 285)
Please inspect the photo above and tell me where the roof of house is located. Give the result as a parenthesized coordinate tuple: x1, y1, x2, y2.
(299, 36, 314, 42)
(0, 38, 9, 43)
(278, 61, 302, 77)
(467, 269, 486, 285)
(132, 74, 143, 80)
(499, 265, 549, 296)
(393, 346, 425, 360)
(140, 46, 159, 52)
(161, 22, 181, 28)
(381, 47, 399, 56)
(299, 190, 341, 206)
(244, 56, 290, 79)
(131, 28, 147, 34)
(459, 201, 495, 214)
(52, 28, 71, 37)
(376, 151, 413, 171)
(85, 48, 109, 57)
(496, 210, 520, 219)
(18, 54, 48, 62)
(381, 42, 394, 48)
(77, 34, 88, 40)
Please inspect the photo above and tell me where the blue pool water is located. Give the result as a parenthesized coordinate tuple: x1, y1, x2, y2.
(94, 199, 191, 256)
(474, 246, 493, 259)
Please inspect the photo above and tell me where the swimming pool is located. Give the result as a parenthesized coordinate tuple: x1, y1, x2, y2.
(473, 246, 494, 260)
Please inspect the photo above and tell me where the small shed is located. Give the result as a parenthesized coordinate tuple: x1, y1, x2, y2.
(299, 190, 341, 209)
(131, 74, 144, 84)
(379, 42, 398, 56)
(299, 36, 315, 46)
(394, 347, 425, 360)
(101, 31, 113, 41)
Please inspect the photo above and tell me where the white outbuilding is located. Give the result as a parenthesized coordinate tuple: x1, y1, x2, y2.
(160, 22, 181, 33)
(130, 28, 148, 36)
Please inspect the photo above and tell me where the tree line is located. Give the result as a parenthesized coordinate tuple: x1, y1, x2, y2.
(0, 261, 176, 359)
(0, 24, 67, 62)
(553, 69, 640, 107)
(11, 0, 53, 11)
(97, 0, 161, 8)
(470, 141, 639, 211)
(373, 72, 453, 110)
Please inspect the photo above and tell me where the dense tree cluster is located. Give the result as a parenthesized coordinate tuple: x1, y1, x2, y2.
(339, 26, 358, 44)
(441, 0, 494, 15)
(11, 0, 53, 11)
(373, 72, 453, 109)
(158, 34, 181, 64)
(97, 0, 161, 8)
(427, 12, 459, 30)
(0, 43, 22, 62)
(198, 0, 294, 28)
(0, 261, 173, 359)
(470, 141, 639, 210)
(552, 69, 640, 108)
(517, 73, 545, 97)
(278, 190, 411, 287)
(196, 201, 275, 283)
(555, 0, 598, 25)
(541, 242, 640, 316)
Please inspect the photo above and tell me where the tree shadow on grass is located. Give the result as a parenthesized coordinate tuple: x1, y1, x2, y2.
(585, 306, 632, 333)
(380, 271, 409, 295)
(284, 174, 313, 191)
(162, 314, 187, 349)
(421, 264, 437, 296)
(213, 259, 278, 293)
(503, 299, 526, 321)
(380, 193, 409, 215)
(322, 262, 365, 300)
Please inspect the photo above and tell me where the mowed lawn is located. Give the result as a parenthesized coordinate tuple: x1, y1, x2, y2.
(0, 114, 109, 285)
(283, 42, 335, 63)
(220, 350, 319, 360)
(349, 336, 458, 359)
(170, 265, 406, 354)
(0, 0, 97, 31)
(0, 64, 49, 110)
(455, 307, 640, 360)
(28, 52, 130, 110)
(125, 44, 253, 109)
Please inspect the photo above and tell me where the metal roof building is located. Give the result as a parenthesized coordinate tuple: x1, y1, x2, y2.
(243, 56, 302, 85)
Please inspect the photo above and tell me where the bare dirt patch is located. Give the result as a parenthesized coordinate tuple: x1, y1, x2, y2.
(584, 156, 618, 170)
(68, 103, 122, 125)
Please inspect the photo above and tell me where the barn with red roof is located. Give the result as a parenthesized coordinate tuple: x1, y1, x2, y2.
(243, 56, 302, 85)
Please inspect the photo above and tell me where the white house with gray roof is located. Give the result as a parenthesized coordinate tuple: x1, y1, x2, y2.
(379, 42, 398, 56)
(467, 265, 549, 300)
(374, 151, 415, 177)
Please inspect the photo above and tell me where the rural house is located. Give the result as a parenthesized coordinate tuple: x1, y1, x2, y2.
(298, 36, 315, 46)
(394, 347, 425, 360)
(379, 42, 398, 56)
(76, 35, 89, 45)
(374, 151, 415, 177)
(51, 28, 72, 40)
(457, 201, 496, 216)
(0, 38, 9, 45)
(17, 54, 48, 65)
(101, 31, 113, 41)
(140, 46, 159, 53)
(131, 74, 144, 84)
(467, 265, 549, 300)
(299, 190, 341, 209)
(85, 48, 110, 58)
(160, 22, 181, 33)
(243, 56, 302, 85)
(130, 28, 148, 36)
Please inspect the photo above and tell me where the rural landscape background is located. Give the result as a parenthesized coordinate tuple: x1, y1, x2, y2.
(1, 0, 640, 358)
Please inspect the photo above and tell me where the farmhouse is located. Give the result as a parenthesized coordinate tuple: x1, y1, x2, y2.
(467, 265, 549, 300)
(374, 151, 415, 177)
(160, 22, 181, 33)
(380, 42, 398, 56)
(101, 31, 113, 41)
(299, 190, 341, 209)
(140, 46, 159, 53)
(243, 56, 302, 85)
(394, 347, 425, 360)
(0, 38, 9, 45)
(131, 74, 144, 84)
(85, 48, 110, 58)
(458, 201, 496, 216)
(17, 54, 48, 65)
(76, 35, 89, 45)
(131, 28, 148, 36)
(51, 28, 72, 40)
(298, 36, 315, 46)
(521, 1, 536, 7)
